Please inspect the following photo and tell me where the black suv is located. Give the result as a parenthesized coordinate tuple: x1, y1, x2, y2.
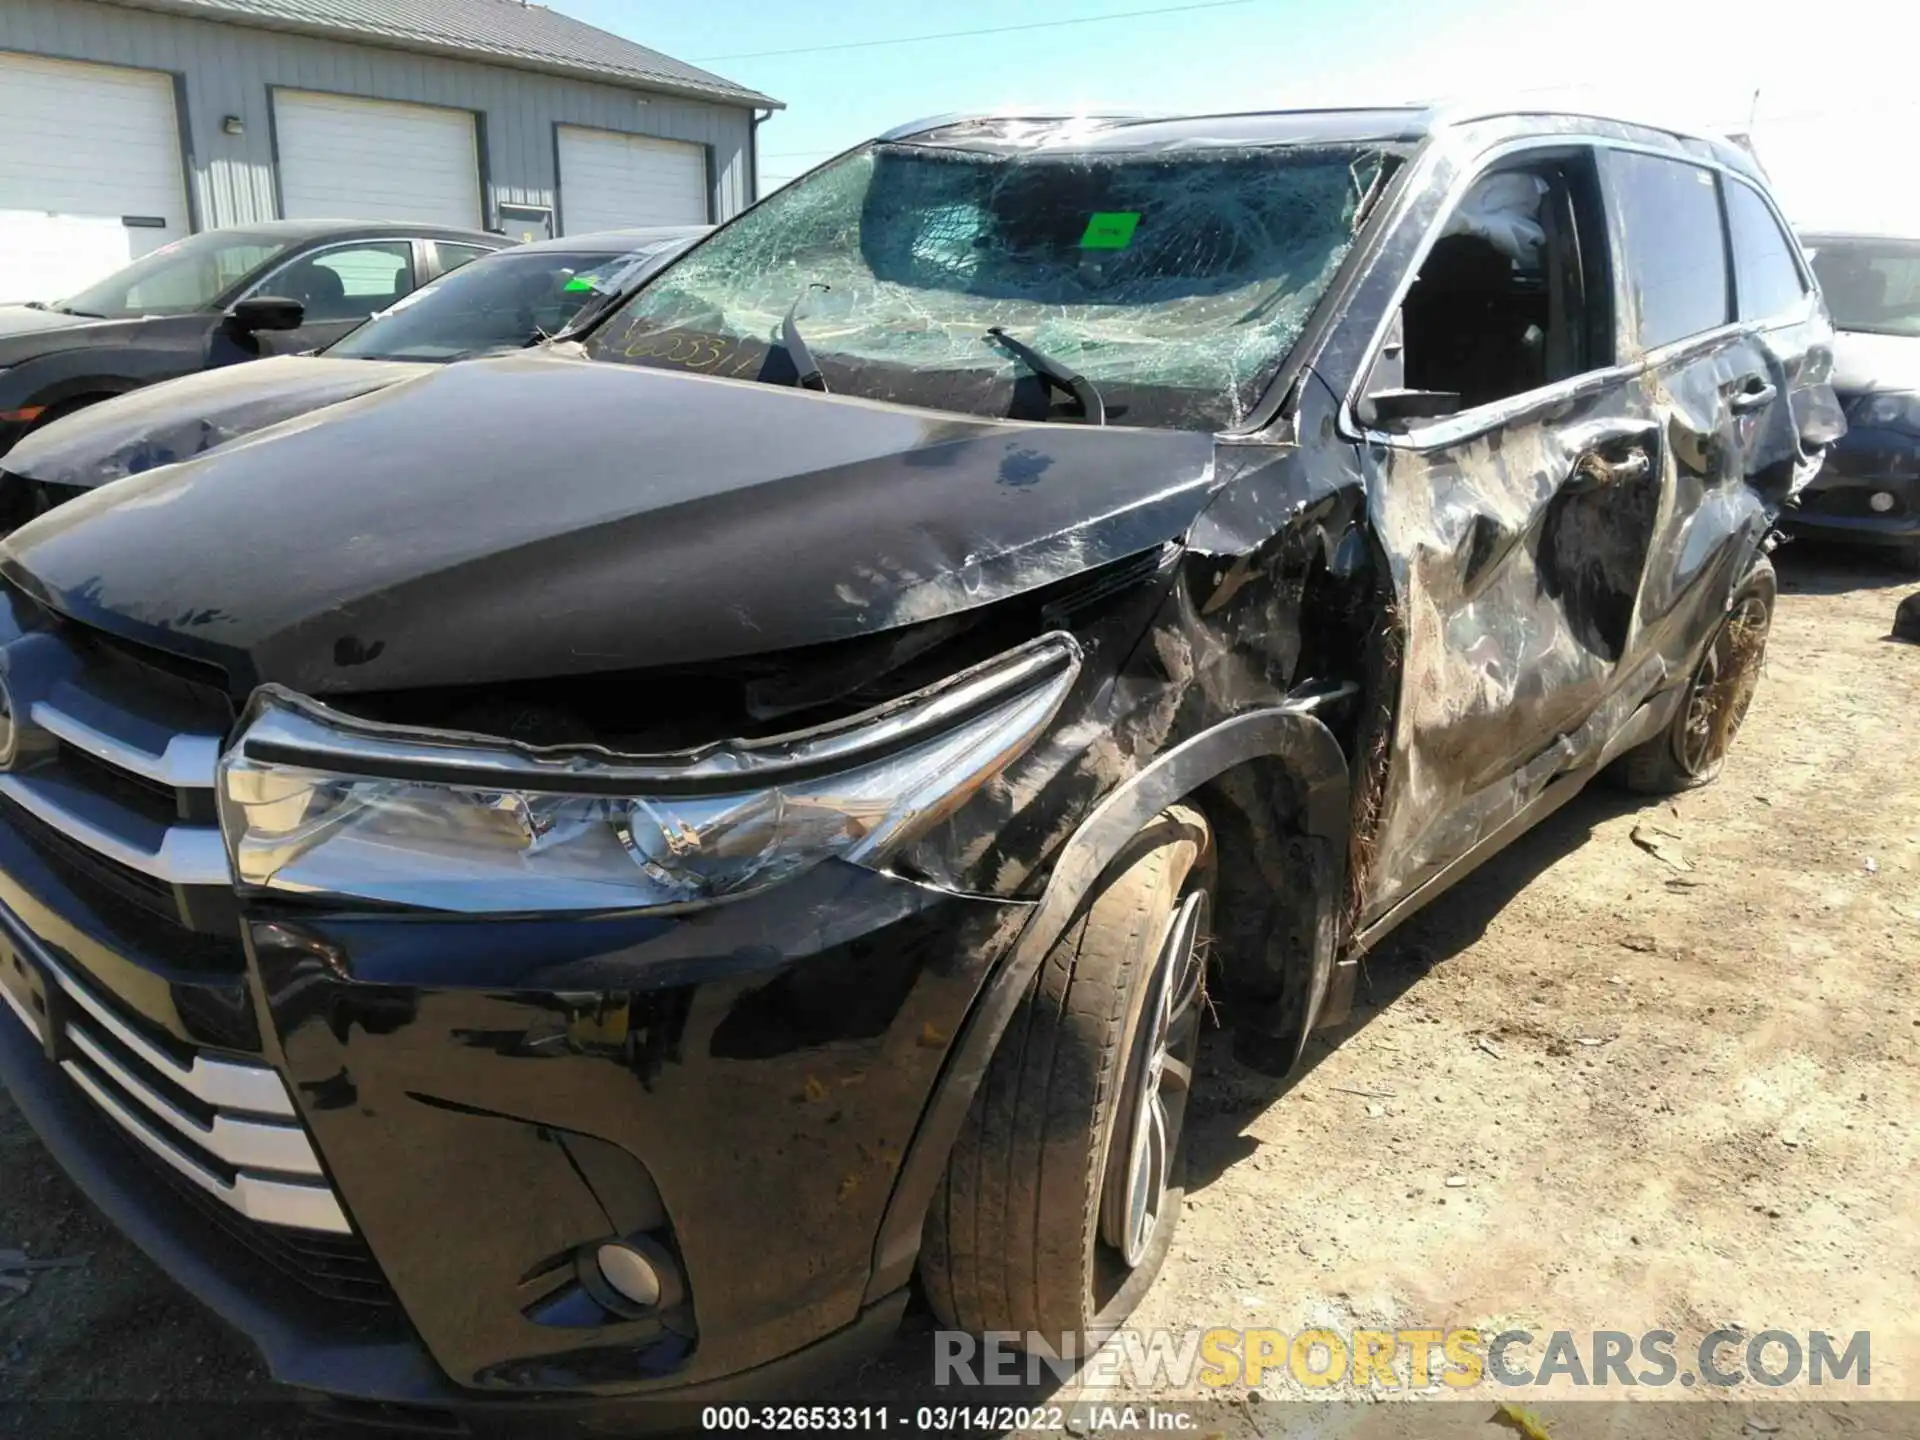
(0, 219, 510, 455)
(0, 107, 1839, 1420)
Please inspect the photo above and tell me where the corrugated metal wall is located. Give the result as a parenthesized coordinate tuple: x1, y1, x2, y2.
(0, 0, 756, 231)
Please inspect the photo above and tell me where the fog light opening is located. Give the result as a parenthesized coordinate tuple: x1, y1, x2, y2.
(578, 1234, 685, 1319)
(1870, 491, 1897, 514)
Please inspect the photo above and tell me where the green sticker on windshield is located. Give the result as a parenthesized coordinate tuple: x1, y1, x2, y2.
(563, 275, 596, 291)
(1079, 211, 1141, 249)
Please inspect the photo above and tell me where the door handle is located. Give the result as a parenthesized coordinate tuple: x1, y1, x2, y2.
(1607, 450, 1653, 483)
(1731, 381, 1778, 414)
(1569, 447, 1651, 492)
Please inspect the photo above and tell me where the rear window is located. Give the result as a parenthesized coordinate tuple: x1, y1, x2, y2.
(1606, 151, 1730, 350)
(1725, 180, 1807, 321)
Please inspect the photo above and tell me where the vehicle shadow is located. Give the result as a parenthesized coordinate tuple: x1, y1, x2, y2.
(1773, 537, 1915, 595)
(832, 781, 1661, 1413)
(1181, 781, 1652, 1191)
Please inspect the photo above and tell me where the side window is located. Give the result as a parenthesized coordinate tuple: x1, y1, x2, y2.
(257, 241, 416, 324)
(1363, 151, 1611, 422)
(434, 242, 494, 277)
(1605, 150, 1730, 350)
(1724, 180, 1807, 322)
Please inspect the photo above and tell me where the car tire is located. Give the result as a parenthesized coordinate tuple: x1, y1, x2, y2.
(919, 805, 1213, 1349)
(1610, 559, 1775, 794)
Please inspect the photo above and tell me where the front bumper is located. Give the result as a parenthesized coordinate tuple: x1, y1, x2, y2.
(1784, 423, 1920, 547)
(0, 801, 1024, 1413)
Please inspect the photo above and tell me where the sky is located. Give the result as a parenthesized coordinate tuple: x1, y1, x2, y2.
(556, 0, 1919, 234)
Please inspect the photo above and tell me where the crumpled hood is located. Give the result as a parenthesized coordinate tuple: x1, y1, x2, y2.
(1, 352, 1217, 694)
(3, 354, 430, 489)
(1831, 329, 1920, 397)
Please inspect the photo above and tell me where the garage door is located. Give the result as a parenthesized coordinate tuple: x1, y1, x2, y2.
(274, 90, 482, 228)
(557, 126, 707, 234)
(0, 53, 189, 303)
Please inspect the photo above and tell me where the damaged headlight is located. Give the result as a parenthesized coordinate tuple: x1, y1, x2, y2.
(218, 635, 1080, 913)
(1848, 392, 1920, 432)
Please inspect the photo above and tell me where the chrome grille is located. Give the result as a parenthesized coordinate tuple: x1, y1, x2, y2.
(0, 629, 230, 889)
(0, 600, 360, 1246)
(2, 939, 351, 1235)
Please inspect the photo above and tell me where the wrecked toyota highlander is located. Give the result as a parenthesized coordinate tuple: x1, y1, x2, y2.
(0, 108, 1840, 1418)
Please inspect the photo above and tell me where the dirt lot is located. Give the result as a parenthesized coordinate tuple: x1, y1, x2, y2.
(2, 544, 1915, 1436)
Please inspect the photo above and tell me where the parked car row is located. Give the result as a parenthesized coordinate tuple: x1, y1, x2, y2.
(0, 220, 512, 455)
(0, 224, 706, 517)
(0, 103, 1857, 1422)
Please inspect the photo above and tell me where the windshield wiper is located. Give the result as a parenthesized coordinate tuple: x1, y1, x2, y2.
(986, 326, 1105, 425)
(52, 303, 106, 318)
(783, 284, 830, 392)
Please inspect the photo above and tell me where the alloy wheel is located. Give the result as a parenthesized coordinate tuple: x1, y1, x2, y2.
(1100, 887, 1209, 1268)
(1679, 594, 1770, 777)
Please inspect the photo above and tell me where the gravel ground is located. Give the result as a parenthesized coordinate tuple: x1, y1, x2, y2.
(2, 543, 1915, 1438)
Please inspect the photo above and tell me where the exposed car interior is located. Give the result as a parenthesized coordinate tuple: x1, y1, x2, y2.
(1390, 157, 1611, 414)
(275, 246, 413, 323)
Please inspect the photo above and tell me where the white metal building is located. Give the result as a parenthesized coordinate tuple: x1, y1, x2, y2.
(0, 0, 778, 299)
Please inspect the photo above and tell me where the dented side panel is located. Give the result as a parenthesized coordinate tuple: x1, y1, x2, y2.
(1331, 123, 1817, 926)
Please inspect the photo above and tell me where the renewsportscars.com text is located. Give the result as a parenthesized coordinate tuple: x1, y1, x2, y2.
(935, 1327, 1872, 1392)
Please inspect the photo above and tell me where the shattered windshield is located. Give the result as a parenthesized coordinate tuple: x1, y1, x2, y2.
(1808, 237, 1920, 338)
(588, 140, 1385, 429)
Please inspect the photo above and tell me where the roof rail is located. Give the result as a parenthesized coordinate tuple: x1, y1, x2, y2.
(1424, 96, 1729, 149)
(877, 109, 1165, 142)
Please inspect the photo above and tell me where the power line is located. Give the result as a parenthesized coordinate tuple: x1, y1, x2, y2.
(691, 0, 1259, 63)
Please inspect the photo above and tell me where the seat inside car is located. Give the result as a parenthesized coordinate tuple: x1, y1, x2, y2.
(282, 261, 347, 320)
(1403, 232, 1547, 409)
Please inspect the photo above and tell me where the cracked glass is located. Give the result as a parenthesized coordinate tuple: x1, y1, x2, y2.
(590, 140, 1385, 430)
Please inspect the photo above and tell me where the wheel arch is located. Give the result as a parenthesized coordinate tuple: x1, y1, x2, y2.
(6, 373, 143, 429)
(864, 692, 1352, 1303)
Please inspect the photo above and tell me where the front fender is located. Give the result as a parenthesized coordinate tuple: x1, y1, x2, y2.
(0, 345, 187, 416)
(863, 691, 1351, 1302)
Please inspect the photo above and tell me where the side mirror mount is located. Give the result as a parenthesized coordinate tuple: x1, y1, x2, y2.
(1356, 388, 1462, 431)
(224, 295, 304, 334)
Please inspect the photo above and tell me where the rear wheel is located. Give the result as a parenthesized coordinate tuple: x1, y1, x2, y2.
(920, 806, 1212, 1346)
(1611, 560, 1774, 793)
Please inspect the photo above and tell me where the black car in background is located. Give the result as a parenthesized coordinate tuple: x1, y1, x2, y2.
(1794, 232, 1920, 566)
(0, 225, 709, 514)
(0, 219, 510, 455)
(0, 107, 1837, 1421)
